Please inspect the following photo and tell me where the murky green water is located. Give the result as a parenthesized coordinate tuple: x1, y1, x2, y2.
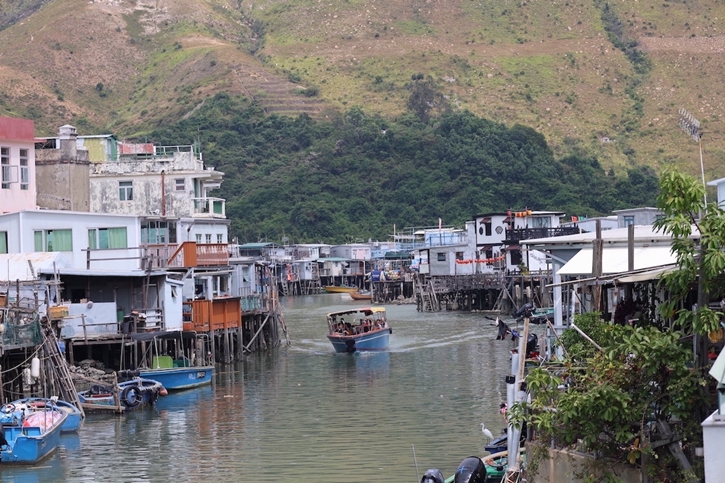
(2, 294, 522, 482)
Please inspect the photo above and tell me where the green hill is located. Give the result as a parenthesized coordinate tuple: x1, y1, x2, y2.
(0, 0, 721, 240)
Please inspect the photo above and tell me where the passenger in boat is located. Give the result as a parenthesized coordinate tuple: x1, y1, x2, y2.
(380, 318, 388, 329)
(374, 320, 382, 330)
(345, 322, 353, 335)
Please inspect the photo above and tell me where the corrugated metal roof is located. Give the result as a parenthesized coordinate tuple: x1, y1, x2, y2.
(0, 252, 72, 281)
(558, 246, 677, 276)
(39, 269, 168, 278)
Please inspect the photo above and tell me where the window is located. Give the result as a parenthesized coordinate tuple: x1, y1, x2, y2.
(119, 181, 133, 201)
(195, 234, 202, 244)
(217, 234, 223, 244)
(0, 231, 7, 254)
(19, 149, 28, 190)
(623, 215, 635, 226)
(205, 234, 212, 244)
(1, 147, 10, 189)
(88, 227, 128, 249)
(141, 221, 177, 244)
(34, 229, 73, 252)
(531, 217, 551, 228)
(437, 252, 446, 262)
(456, 252, 464, 261)
(175, 178, 185, 191)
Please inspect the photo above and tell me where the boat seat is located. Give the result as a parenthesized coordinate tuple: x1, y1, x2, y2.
(152, 356, 174, 369)
(90, 384, 112, 395)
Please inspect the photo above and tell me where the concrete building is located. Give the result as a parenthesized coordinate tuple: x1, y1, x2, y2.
(613, 207, 663, 227)
(35, 125, 91, 211)
(0, 116, 37, 216)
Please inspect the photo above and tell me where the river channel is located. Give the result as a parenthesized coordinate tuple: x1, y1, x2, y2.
(3, 293, 521, 482)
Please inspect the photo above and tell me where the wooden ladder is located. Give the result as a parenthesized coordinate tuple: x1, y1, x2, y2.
(42, 325, 85, 417)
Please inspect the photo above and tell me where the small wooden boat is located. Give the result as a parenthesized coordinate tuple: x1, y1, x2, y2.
(12, 397, 83, 433)
(349, 290, 372, 301)
(324, 285, 358, 293)
(78, 378, 165, 410)
(327, 306, 391, 353)
(0, 402, 67, 463)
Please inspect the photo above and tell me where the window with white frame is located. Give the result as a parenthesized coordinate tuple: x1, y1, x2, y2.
(34, 229, 73, 252)
(1, 147, 10, 189)
(88, 227, 128, 249)
(217, 234, 223, 244)
(19, 149, 28, 190)
(175, 178, 185, 191)
(205, 234, 212, 244)
(119, 181, 133, 201)
(195, 234, 202, 244)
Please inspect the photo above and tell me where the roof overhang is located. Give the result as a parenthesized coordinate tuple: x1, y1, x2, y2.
(557, 246, 677, 276)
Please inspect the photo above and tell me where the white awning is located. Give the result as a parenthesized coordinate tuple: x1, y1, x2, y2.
(557, 246, 677, 276)
(616, 265, 677, 283)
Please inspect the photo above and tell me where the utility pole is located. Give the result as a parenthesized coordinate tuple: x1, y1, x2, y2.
(678, 108, 707, 207)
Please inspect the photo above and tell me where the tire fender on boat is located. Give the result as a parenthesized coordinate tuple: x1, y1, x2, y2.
(388, 328, 393, 334)
(345, 339, 356, 353)
(120, 385, 142, 408)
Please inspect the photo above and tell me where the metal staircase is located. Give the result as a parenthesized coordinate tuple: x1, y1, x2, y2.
(415, 276, 441, 312)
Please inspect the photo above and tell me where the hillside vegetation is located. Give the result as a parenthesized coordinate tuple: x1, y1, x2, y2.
(0, 0, 722, 239)
(149, 94, 657, 243)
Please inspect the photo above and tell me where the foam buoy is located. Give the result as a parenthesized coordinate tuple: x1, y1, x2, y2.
(30, 357, 40, 378)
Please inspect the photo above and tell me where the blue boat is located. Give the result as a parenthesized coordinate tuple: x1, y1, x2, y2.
(137, 366, 213, 391)
(12, 398, 83, 433)
(0, 402, 67, 464)
(327, 306, 392, 353)
(128, 331, 214, 391)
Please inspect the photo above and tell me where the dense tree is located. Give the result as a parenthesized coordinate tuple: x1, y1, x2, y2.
(148, 94, 659, 243)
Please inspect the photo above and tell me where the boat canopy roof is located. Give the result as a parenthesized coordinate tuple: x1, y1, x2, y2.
(130, 330, 200, 342)
(327, 307, 386, 318)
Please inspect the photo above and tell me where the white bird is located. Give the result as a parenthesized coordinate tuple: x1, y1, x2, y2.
(480, 423, 494, 440)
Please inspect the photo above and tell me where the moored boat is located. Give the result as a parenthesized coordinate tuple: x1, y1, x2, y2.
(324, 285, 358, 293)
(12, 397, 83, 433)
(128, 331, 214, 391)
(78, 378, 165, 410)
(326, 306, 391, 353)
(349, 290, 372, 301)
(0, 402, 67, 464)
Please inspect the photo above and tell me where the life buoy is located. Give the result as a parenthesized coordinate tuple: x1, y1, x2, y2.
(120, 385, 142, 408)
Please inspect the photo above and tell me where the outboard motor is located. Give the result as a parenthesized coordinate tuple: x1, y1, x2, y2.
(420, 468, 446, 483)
(525, 333, 539, 358)
(453, 456, 487, 483)
(512, 302, 535, 319)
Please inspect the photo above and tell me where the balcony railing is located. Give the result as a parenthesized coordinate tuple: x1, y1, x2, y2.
(504, 226, 580, 244)
(166, 242, 229, 268)
(192, 197, 225, 218)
